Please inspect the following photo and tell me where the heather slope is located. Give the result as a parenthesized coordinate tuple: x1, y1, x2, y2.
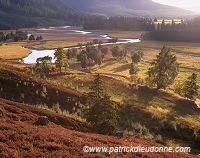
(0, 59, 86, 113)
(0, 98, 197, 158)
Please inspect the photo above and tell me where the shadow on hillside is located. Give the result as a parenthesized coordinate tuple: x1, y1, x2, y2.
(136, 91, 154, 106)
(100, 60, 116, 69)
(111, 63, 130, 73)
(122, 88, 155, 106)
(68, 63, 81, 69)
(172, 98, 200, 117)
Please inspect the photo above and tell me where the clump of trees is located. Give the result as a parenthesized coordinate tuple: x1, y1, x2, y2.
(0, 31, 28, 42)
(111, 46, 127, 60)
(29, 35, 43, 41)
(131, 51, 143, 64)
(66, 48, 78, 60)
(77, 42, 108, 69)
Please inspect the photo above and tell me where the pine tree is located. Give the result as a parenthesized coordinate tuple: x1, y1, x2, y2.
(161, 19, 165, 29)
(29, 35, 35, 40)
(157, 23, 161, 30)
(183, 73, 199, 98)
(89, 74, 104, 98)
(54, 47, 68, 73)
(87, 95, 118, 135)
(86, 74, 119, 135)
(148, 46, 179, 90)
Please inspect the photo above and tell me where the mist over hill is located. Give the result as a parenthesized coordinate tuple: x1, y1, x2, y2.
(63, 0, 195, 18)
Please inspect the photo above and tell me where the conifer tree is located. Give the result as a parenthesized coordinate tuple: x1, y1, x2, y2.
(148, 46, 179, 89)
(86, 74, 118, 135)
(183, 73, 199, 98)
(54, 47, 68, 73)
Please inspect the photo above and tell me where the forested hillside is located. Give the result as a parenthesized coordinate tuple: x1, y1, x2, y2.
(0, 0, 94, 30)
(64, 0, 195, 18)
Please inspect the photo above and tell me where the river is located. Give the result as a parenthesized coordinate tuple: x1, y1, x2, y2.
(23, 26, 140, 64)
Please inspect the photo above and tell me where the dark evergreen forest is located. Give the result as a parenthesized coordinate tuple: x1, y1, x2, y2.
(0, 0, 94, 29)
(143, 17, 200, 42)
(83, 16, 156, 31)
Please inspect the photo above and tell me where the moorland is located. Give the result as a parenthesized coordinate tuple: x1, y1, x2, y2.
(0, 0, 200, 157)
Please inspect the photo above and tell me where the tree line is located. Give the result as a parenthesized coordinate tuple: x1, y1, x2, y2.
(143, 28, 200, 42)
(0, 31, 43, 42)
(83, 17, 189, 32)
(83, 16, 156, 31)
(0, 31, 27, 42)
(143, 17, 200, 42)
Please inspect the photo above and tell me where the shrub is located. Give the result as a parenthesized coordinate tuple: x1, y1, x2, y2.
(154, 134, 164, 144)
(173, 80, 184, 94)
(161, 120, 177, 131)
(52, 103, 62, 114)
(129, 123, 154, 140)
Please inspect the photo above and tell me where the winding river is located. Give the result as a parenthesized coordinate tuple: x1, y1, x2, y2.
(23, 26, 141, 64)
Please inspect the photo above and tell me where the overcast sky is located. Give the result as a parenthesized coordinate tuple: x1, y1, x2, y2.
(152, 0, 200, 13)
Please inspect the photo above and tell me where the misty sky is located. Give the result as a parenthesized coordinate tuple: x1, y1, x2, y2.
(153, 0, 200, 13)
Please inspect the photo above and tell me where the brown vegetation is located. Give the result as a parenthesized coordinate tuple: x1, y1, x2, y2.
(0, 98, 197, 158)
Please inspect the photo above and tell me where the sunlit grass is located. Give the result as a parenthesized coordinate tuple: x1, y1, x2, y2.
(0, 44, 31, 59)
(176, 115, 200, 127)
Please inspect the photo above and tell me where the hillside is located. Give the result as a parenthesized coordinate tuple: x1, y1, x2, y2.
(0, 98, 198, 157)
(0, 0, 93, 30)
(0, 59, 86, 113)
(1, 59, 200, 153)
(63, 0, 195, 18)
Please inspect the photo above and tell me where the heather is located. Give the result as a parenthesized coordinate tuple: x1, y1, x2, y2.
(0, 98, 197, 158)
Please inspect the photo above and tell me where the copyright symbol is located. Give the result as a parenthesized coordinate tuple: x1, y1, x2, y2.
(83, 146, 90, 152)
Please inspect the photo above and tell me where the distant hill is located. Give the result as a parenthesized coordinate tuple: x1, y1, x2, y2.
(0, 0, 93, 30)
(63, 0, 195, 18)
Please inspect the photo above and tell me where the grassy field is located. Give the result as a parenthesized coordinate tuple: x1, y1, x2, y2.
(91, 30, 147, 39)
(65, 39, 200, 89)
(122, 41, 200, 85)
(0, 44, 31, 59)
